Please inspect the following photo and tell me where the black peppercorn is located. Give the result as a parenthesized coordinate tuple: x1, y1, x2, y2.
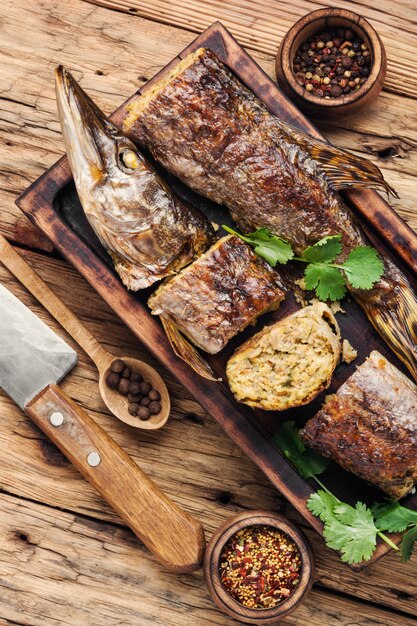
(138, 407, 151, 420)
(127, 393, 141, 403)
(140, 381, 152, 395)
(118, 378, 130, 396)
(149, 401, 162, 415)
(128, 381, 142, 395)
(140, 397, 151, 407)
(121, 366, 131, 379)
(110, 359, 125, 374)
(128, 403, 140, 416)
(106, 372, 120, 389)
(148, 389, 161, 402)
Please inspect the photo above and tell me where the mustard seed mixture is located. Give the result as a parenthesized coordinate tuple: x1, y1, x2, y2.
(219, 525, 302, 609)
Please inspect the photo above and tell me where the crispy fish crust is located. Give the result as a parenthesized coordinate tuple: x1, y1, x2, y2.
(122, 48, 417, 383)
(226, 302, 341, 410)
(148, 235, 286, 354)
(300, 351, 417, 500)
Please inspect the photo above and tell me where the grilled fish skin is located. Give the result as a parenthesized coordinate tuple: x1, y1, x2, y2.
(122, 48, 417, 383)
(148, 235, 286, 355)
(55, 66, 214, 290)
(300, 351, 417, 500)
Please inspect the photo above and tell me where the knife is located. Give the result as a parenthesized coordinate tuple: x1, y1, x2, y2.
(0, 283, 205, 571)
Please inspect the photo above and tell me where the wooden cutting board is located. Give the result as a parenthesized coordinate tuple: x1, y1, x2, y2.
(16, 21, 417, 570)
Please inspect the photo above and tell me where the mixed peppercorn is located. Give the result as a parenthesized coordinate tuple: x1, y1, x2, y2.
(106, 359, 162, 420)
(293, 26, 372, 99)
(219, 525, 301, 609)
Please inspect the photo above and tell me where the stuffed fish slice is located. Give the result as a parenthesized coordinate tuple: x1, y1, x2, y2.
(148, 235, 286, 377)
(122, 48, 417, 383)
(55, 66, 214, 290)
(300, 351, 417, 500)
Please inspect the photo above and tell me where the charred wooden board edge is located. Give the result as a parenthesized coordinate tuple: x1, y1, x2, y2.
(16, 21, 416, 571)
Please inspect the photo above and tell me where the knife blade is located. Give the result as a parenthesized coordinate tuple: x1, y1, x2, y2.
(0, 283, 77, 409)
(0, 282, 204, 571)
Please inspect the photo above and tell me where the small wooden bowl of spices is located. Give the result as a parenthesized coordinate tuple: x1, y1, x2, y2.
(276, 8, 386, 117)
(204, 510, 314, 623)
(101, 356, 170, 430)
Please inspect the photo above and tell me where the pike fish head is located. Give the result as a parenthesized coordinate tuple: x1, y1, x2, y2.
(55, 66, 158, 230)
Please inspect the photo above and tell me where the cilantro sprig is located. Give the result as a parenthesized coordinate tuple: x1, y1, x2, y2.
(372, 502, 417, 562)
(223, 227, 384, 302)
(273, 422, 417, 564)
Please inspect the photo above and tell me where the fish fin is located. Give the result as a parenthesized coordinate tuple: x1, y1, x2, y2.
(359, 280, 417, 383)
(284, 124, 399, 198)
(160, 316, 221, 382)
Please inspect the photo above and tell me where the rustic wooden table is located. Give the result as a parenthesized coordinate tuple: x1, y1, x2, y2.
(0, 1, 416, 624)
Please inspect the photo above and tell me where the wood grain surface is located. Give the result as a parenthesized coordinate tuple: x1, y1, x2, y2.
(0, 0, 416, 624)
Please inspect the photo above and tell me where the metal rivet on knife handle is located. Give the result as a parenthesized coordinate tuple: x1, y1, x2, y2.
(50, 411, 64, 426)
(87, 451, 101, 467)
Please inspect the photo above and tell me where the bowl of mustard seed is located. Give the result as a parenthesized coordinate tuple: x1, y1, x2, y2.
(204, 510, 314, 623)
(276, 8, 386, 117)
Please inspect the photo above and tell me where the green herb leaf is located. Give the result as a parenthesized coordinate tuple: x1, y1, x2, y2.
(222, 225, 294, 266)
(304, 263, 347, 301)
(401, 525, 417, 562)
(273, 421, 329, 479)
(223, 226, 384, 303)
(307, 490, 339, 522)
(323, 503, 378, 564)
(373, 502, 417, 533)
(301, 235, 343, 264)
(341, 246, 384, 290)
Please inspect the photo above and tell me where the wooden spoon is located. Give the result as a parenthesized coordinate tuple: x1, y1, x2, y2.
(0, 234, 170, 430)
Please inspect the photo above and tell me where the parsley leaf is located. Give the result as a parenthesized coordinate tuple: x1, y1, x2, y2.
(223, 226, 384, 302)
(308, 494, 378, 563)
(307, 490, 339, 522)
(373, 502, 417, 561)
(273, 421, 329, 479)
(324, 503, 378, 564)
(373, 502, 417, 533)
(401, 526, 417, 562)
(304, 263, 347, 301)
(341, 246, 384, 290)
(301, 235, 343, 263)
(222, 225, 294, 265)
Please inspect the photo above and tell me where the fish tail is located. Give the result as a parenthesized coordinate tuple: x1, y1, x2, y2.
(284, 123, 399, 198)
(160, 316, 221, 382)
(359, 283, 417, 383)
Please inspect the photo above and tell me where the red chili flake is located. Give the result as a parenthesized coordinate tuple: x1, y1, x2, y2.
(219, 525, 302, 609)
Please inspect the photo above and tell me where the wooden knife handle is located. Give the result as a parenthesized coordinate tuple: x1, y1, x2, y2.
(26, 384, 205, 572)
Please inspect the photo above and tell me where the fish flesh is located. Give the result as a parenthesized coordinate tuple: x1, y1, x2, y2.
(300, 351, 417, 500)
(55, 66, 214, 290)
(148, 235, 286, 377)
(121, 48, 417, 383)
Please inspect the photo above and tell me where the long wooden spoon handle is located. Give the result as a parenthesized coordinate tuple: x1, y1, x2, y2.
(27, 384, 205, 571)
(0, 234, 110, 367)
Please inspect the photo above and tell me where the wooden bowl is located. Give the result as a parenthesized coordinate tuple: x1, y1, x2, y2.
(98, 356, 170, 430)
(204, 511, 314, 624)
(276, 8, 386, 117)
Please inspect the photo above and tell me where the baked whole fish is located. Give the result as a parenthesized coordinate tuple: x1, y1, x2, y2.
(55, 67, 214, 290)
(122, 48, 417, 383)
(300, 351, 417, 500)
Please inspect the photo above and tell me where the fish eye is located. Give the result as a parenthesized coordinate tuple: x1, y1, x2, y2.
(120, 149, 140, 170)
